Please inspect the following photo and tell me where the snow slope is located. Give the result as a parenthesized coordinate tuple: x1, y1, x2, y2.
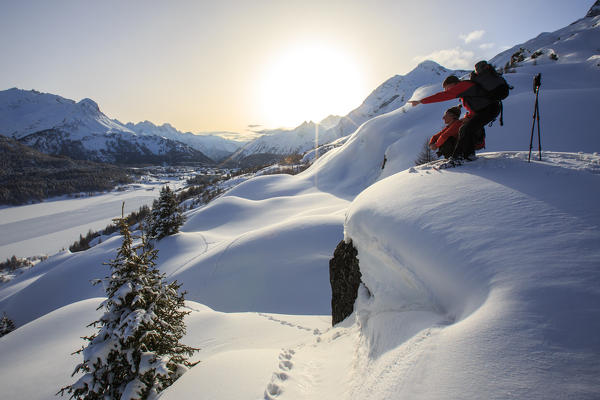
(490, 12, 600, 70)
(344, 152, 600, 399)
(2, 151, 598, 400)
(1, 10, 600, 400)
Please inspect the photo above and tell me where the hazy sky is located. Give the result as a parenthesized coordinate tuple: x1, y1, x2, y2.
(0, 0, 593, 138)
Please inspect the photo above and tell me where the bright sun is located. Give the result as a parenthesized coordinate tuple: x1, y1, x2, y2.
(259, 42, 365, 129)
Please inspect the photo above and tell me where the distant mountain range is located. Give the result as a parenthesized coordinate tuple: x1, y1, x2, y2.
(0, 89, 244, 165)
(123, 121, 243, 161)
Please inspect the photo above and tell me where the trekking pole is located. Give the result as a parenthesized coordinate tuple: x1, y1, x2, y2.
(528, 73, 542, 162)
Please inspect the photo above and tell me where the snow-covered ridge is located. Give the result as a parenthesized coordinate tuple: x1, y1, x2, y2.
(490, 11, 600, 69)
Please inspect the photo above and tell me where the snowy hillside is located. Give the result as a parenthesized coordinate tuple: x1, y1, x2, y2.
(490, 11, 600, 70)
(232, 61, 466, 163)
(124, 120, 244, 161)
(1, 8, 600, 400)
(0, 89, 213, 164)
(2, 150, 598, 399)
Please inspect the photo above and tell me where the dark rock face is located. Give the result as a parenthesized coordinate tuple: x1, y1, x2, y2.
(329, 239, 362, 326)
(587, 1, 600, 18)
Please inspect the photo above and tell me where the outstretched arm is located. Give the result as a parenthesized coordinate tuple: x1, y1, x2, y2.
(408, 100, 421, 107)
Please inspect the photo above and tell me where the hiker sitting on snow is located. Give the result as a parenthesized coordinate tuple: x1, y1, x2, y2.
(409, 69, 500, 165)
(429, 105, 463, 159)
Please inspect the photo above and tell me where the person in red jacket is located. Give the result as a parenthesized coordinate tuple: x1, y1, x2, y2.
(430, 105, 463, 159)
(410, 75, 500, 165)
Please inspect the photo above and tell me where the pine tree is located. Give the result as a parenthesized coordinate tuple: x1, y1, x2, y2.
(147, 186, 185, 240)
(414, 138, 438, 166)
(0, 313, 15, 337)
(59, 213, 198, 399)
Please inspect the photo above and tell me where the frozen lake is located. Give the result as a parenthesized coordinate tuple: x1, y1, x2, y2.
(0, 179, 185, 260)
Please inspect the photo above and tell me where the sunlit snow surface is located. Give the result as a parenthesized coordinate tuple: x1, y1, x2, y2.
(1, 152, 599, 400)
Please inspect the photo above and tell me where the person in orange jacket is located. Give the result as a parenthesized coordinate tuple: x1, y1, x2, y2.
(410, 75, 499, 165)
(429, 105, 463, 159)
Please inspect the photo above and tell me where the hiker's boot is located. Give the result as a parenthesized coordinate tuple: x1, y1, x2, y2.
(465, 153, 477, 162)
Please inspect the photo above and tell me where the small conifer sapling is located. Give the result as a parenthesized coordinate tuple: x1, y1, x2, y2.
(148, 186, 186, 240)
(415, 138, 439, 166)
(0, 312, 16, 337)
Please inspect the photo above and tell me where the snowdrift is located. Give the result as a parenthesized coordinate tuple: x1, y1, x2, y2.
(344, 152, 600, 399)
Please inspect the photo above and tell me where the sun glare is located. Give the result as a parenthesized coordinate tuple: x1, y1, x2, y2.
(259, 42, 365, 129)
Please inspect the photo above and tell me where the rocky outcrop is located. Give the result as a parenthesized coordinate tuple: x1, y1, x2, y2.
(329, 239, 362, 326)
(586, 0, 600, 18)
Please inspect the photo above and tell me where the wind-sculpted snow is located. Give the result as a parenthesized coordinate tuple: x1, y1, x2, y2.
(0, 176, 347, 325)
(344, 152, 600, 399)
(170, 215, 343, 314)
(163, 187, 348, 314)
(220, 174, 316, 200)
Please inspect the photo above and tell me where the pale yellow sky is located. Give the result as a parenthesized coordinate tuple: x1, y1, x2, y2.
(0, 0, 592, 137)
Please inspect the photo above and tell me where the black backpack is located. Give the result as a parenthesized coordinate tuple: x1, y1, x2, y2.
(470, 61, 510, 101)
(470, 61, 511, 125)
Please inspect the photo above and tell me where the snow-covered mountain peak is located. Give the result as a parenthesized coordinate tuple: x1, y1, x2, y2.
(318, 114, 343, 129)
(403, 59, 462, 83)
(297, 120, 317, 130)
(77, 98, 100, 113)
(413, 59, 448, 73)
(126, 120, 179, 136)
(161, 122, 176, 129)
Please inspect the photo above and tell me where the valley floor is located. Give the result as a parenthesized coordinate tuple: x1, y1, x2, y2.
(0, 178, 186, 260)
